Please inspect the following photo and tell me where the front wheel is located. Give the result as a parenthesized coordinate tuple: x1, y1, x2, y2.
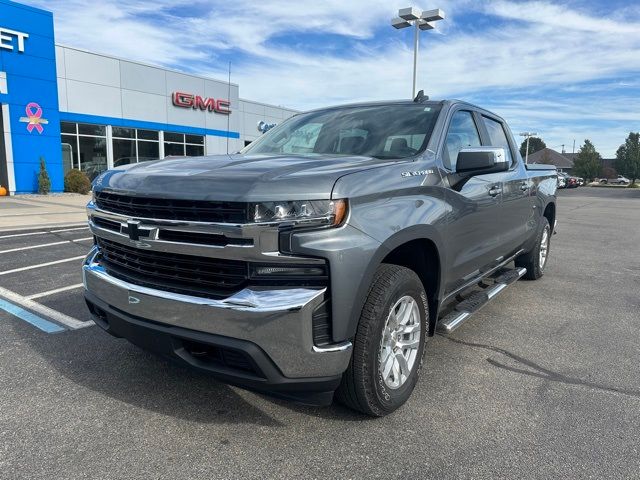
(336, 264, 428, 416)
(515, 217, 551, 280)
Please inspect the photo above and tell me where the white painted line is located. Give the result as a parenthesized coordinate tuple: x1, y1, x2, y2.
(0, 225, 89, 239)
(0, 286, 92, 330)
(0, 231, 50, 239)
(0, 240, 68, 254)
(49, 226, 89, 233)
(27, 283, 84, 300)
(0, 223, 87, 235)
(0, 255, 86, 276)
(0, 237, 93, 254)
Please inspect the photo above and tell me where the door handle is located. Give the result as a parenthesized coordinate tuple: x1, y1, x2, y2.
(488, 186, 502, 197)
(520, 182, 529, 191)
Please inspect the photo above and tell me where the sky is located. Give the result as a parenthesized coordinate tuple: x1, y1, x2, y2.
(25, 0, 640, 158)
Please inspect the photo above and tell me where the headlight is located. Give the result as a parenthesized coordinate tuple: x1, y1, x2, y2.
(249, 199, 347, 227)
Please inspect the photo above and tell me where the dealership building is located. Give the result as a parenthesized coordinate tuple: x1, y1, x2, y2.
(0, 0, 297, 194)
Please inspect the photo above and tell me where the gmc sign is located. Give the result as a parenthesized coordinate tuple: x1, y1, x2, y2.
(172, 92, 231, 114)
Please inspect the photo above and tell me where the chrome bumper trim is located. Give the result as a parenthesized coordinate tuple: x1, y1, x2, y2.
(84, 261, 327, 313)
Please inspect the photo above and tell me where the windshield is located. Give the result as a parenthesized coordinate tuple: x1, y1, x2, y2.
(242, 103, 442, 159)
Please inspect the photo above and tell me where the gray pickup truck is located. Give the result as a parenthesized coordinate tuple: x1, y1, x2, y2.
(83, 98, 557, 416)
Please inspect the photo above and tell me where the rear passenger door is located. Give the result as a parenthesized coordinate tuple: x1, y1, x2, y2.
(441, 109, 506, 295)
(479, 115, 533, 254)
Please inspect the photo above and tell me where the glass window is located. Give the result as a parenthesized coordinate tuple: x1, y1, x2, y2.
(113, 139, 136, 167)
(137, 141, 160, 161)
(443, 111, 481, 170)
(61, 143, 74, 174)
(383, 134, 426, 155)
(185, 134, 204, 145)
(482, 116, 513, 166)
(61, 134, 78, 169)
(164, 132, 184, 143)
(78, 123, 106, 136)
(242, 104, 441, 159)
(186, 144, 204, 157)
(164, 142, 185, 157)
(78, 136, 107, 181)
(61, 122, 76, 134)
(112, 127, 135, 139)
(137, 129, 159, 141)
(280, 123, 322, 154)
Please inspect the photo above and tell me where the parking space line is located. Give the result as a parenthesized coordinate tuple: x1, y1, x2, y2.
(0, 298, 65, 333)
(27, 283, 84, 300)
(0, 237, 93, 254)
(49, 226, 89, 233)
(0, 231, 50, 239)
(0, 286, 92, 330)
(0, 226, 89, 239)
(0, 255, 86, 276)
(0, 240, 69, 254)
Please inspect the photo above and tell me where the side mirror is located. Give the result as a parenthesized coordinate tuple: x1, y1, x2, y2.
(456, 147, 508, 175)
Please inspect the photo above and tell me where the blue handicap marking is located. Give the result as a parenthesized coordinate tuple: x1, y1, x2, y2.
(0, 299, 65, 333)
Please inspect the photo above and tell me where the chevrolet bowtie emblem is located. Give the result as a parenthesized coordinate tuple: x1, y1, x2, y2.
(126, 219, 142, 241)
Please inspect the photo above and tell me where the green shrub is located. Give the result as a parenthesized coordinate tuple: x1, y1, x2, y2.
(38, 157, 51, 195)
(64, 169, 91, 194)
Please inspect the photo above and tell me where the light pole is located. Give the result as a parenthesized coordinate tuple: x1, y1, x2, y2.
(519, 132, 538, 164)
(392, 7, 445, 98)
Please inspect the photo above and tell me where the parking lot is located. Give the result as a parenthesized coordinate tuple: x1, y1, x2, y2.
(1, 187, 639, 479)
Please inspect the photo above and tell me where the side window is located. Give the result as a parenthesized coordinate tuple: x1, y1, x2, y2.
(443, 111, 481, 170)
(482, 116, 514, 166)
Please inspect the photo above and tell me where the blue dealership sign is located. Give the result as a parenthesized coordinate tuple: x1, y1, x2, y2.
(0, 0, 62, 193)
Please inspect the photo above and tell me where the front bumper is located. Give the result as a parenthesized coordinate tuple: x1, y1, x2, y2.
(82, 249, 352, 403)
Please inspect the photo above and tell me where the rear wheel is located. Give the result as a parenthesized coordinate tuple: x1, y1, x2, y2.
(336, 264, 428, 416)
(516, 217, 551, 280)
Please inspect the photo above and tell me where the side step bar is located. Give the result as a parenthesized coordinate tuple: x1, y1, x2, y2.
(437, 267, 527, 334)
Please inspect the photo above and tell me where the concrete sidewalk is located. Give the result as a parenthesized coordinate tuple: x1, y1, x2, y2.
(0, 194, 89, 231)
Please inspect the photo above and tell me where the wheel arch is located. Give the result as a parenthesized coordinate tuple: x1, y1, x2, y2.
(543, 201, 556, 230)
(343, 225, 446, 340)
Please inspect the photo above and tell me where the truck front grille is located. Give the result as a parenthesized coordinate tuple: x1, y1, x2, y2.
(95, 191, 247, 223)
(96, 238, 248, 299)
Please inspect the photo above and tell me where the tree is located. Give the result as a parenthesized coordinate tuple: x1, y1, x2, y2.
(572, 139, 601, 181)
(37, 157, 51, 195)
(615, 132, 640, 185)
(519, 137, 546, 157)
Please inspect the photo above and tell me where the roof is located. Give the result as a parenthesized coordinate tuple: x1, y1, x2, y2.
(528, 148, 574, 168)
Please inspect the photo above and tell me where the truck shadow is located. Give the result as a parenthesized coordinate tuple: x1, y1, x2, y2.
(20, 325, 368, 425)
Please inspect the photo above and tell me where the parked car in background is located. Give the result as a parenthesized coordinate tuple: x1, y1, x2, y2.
(600, 175, 630, 185)
(559, 172, 579, 188)
(557, 175, 566, 188)
(577, 177, 585, 186)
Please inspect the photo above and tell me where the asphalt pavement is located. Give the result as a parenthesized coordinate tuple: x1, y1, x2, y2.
(0, 187, 639, 479)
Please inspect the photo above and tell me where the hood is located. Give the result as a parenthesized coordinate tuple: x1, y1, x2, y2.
(94, 153, 398, 201)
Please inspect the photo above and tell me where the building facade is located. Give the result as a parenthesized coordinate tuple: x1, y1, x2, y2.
(0, 0, 297, 194)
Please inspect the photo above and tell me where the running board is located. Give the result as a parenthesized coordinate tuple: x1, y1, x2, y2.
(437, 267, 527, 334)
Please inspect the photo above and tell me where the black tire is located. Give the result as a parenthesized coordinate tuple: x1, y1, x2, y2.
(336, 264, 428, 417)
(515, 217, 551, 280)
